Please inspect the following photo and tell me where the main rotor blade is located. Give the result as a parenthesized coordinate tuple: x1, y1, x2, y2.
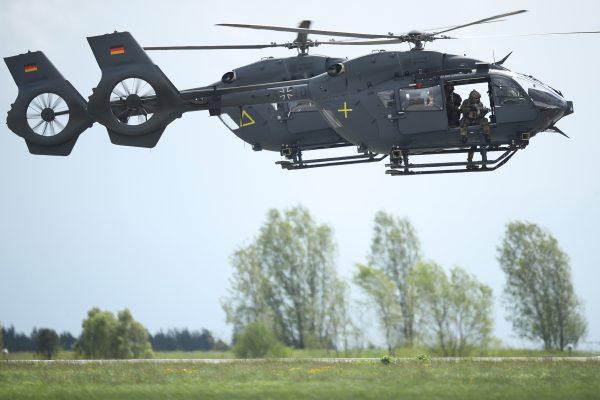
(217, 23, 396, 39)
(144, 43, 287, 50)
(456, 30, 600, 39)
(314, 39, 406, 46)
(313, 37, 455, 46)
(423, 19, 506, 32)
(432, 10, 528, 35)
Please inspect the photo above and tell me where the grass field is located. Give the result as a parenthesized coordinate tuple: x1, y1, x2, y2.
(4, 347, 598, 360)
(1, 359, 599, 399)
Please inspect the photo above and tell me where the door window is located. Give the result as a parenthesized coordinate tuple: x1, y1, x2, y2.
(377, 90, 396, 108)
(288, 100, 319, 113)
(399, 86, 443, 111)
(491, 77, 527, 105)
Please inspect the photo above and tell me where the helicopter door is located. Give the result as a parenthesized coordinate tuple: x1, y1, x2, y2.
(491, 76, 537, 123)
(396, 85, 447, 134)
(285, 100, 328, 133)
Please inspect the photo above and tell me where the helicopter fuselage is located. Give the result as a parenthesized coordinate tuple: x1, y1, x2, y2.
(221, 49, 572, 155)
(214, 54, 347, 151)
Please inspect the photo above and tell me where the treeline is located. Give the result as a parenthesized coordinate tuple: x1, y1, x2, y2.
(1, 326, 76, 352)
(1, 323, 228, 354)
(224, 206, 588, 357)
(149, 328, 228, 351)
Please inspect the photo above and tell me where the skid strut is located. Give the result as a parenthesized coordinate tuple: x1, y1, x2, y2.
(276, 144, 387, 170)
(386, 144, 523, 176)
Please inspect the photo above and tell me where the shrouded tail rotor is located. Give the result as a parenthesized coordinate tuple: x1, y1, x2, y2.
(86, 32, 184, 148)
(4, 52, 93, 155)
(109, 77, 157, 126)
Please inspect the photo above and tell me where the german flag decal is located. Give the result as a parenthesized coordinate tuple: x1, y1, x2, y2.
(24, 64, 38, 73)
(110, 45, 125, 56)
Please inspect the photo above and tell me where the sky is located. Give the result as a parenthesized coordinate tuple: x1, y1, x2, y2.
(0, 0, 598, 349)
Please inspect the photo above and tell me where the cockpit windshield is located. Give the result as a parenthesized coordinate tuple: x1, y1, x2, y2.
(511, 73, 566, 109)
(492, 72, 566, 109)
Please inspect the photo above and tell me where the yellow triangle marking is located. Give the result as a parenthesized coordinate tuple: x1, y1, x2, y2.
(239, 109, 256, 127)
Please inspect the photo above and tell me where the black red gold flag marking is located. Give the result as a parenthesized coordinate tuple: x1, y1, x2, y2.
(110, 46, 125, 55)
(24, 64, 38, 73)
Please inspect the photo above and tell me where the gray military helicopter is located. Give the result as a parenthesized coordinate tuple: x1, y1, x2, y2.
(4, 10, 598, 174)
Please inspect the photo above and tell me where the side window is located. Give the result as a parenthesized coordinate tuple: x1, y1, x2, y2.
(492, 77, 527, 105)
(289, 100, 319, 113)
(399, 86, 443, 111)
(377, 90, 395, 108)
(218, 114, 240, 131)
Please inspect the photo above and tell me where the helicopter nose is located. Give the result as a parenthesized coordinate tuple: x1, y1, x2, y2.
(564, 100, 574, 116)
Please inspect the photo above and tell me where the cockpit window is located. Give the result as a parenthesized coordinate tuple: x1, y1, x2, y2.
(491, 76, 527, 105)
(513, 74, 566, 109)
(399, 86, 443, 111)
(513, 74, 552, 95)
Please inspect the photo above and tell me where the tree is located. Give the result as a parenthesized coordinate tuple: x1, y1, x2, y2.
(75, 308, 153, 359)
(353, 264, 402, 352)
(113, 309, 153, 359)
(233, 321, 288, 358)
(222, 206, 351, 349)
(34, 328, 59, 359)
(149, 328, 224, 352)
(365, 212, 421, 345)
(498, 221, 587, 350)
(448, 267, 494, 354)
(59, 332, 76, 351)
(1, 325, 35, 351)
(75, 308, 117, 358)
(0, 323, 3, 350)
(410, 262, 493, 356)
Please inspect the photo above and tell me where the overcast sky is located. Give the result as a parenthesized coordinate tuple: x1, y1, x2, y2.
(0, 0, 598, 349)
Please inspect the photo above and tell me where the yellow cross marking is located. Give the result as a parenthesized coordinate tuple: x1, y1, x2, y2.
(337, 101, 353, 119)
(239, 109, 255, 127)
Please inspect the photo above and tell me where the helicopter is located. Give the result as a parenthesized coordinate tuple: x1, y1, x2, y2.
(4, 10, 598, 175)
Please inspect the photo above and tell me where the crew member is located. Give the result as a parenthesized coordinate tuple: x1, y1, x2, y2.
(445, 83, 462, 128)
(460, 90, 491, 141)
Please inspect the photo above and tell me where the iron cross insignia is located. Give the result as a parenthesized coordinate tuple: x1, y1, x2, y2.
(279, 87, 294, 101)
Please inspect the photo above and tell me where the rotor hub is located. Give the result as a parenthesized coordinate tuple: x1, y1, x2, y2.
(110, 78, 156, 126)
(40, 107, 56, 122)
(126, 93, 142, 109)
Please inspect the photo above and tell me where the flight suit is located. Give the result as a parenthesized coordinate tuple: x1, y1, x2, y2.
(446, 91, 462, 128)
(460, 90, 491, 141)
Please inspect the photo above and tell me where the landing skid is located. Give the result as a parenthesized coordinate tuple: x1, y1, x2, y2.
(385, 144, 523, 176)
(276, 144, 387, 170)
(275, 142, 525, 174)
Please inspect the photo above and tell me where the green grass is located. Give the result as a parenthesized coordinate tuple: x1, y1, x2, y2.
(1, 359, 599, 399)
(3, 347, 596, 360)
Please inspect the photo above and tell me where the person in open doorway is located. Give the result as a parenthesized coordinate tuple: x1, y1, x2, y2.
(460, 90, 491, 142)
(445, 82, 462, 128)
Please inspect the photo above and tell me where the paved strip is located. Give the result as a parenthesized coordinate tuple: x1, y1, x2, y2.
(3, 356, 600, 364)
